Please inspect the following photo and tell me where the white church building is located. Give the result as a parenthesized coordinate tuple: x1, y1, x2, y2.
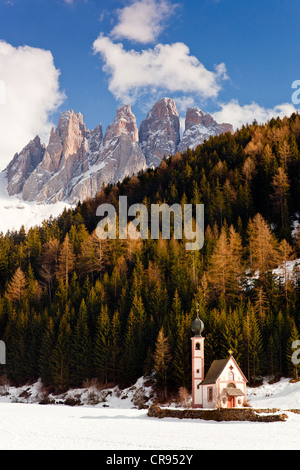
(191, 316, 247, 409)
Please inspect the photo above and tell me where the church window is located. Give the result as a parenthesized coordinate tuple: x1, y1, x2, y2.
(207, 387, 213, 402)
(195, 342, 200, 350)
(228, 372, 234, 381)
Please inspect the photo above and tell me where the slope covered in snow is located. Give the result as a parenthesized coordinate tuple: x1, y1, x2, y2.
(0, 170, 72, 234)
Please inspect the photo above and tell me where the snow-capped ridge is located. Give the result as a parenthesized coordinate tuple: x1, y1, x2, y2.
(4, 98, 232, 209)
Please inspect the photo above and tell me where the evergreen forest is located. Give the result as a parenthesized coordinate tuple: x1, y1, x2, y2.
(1, 114, 300, 395)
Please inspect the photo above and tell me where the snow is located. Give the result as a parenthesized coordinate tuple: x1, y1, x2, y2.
(0, 377, 300, 450)
(272, 258, 300, 284)
(247, 377, 300, 409)
(0, 171, 73, 234)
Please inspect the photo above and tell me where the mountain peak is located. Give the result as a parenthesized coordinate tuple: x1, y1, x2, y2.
(139, 97, 180, 167)
(5, 98, 233, 205)
(178, 107, 233, 153)
(104, 103, 139, 144)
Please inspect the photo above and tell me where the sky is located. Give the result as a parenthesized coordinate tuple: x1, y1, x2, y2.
(0, 0, 299, 170)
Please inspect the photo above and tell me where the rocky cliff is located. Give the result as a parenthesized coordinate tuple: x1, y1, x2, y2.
(5, 99, 232, 205)
(139, 97, 180, 168)
(178, 107, 233, 153)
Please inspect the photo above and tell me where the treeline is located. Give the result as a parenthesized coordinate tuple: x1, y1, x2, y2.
(1, 114, 300, 392)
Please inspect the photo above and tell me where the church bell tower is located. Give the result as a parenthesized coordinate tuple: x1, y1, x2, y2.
(191, 311, 205, 408)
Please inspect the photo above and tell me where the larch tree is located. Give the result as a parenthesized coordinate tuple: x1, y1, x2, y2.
(207, 226, 230, 301)
(39, 237, 60, 302)
(56, 233, 75, 287)
(247, 214, 279, 278)
(6, 267, 27, 304)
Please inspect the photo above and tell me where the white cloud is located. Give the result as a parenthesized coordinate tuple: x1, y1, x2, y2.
(212, 99, 297, 130)
(111, 0, 177, 44)
(0, 41, 65, 170)
(93, 34, 227, 104)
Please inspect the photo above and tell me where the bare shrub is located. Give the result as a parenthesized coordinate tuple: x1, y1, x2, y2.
(178, 387, 191, 408)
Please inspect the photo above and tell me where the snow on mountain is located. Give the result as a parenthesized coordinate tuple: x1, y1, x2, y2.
(4, 99, 232, 206)
(0, 99, 233, 233)
(0, 170, 72, 234)
(178, 107, 233, 153)
(139, 97, 180, 168)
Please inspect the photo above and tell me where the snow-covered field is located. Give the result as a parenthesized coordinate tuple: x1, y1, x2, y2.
(0, 377, 300, 450)
(0, 171, 72, 234)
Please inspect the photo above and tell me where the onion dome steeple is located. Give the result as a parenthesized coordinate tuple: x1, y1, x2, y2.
(191, 303, 204, 337)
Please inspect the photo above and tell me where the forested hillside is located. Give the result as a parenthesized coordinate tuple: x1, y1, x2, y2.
(1, 113, 300, 394)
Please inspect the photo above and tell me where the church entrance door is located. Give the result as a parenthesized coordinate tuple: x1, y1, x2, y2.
(227, 395, 235, 408)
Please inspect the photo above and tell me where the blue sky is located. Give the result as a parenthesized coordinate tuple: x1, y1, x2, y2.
(0, 0, 299, 168)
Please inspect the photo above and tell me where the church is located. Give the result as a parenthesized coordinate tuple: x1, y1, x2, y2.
(191, 315, 247, 409)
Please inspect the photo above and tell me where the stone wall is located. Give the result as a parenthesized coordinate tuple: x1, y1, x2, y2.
(147, 405, 288, 422)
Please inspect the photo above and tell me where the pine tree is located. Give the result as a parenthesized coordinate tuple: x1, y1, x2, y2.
(70, 299, 90, 386)
(154, 327, 171, 401)
(39, 316, 55, 386)
(242, 301, 263, 384)
(4, 308, 28, 384)
(286, 319, 300, 379)
(110, 310, 121, 383)
(172, 314, 191, 389)
(50, 308, 72, 391)
(93, 304, 111, 384)
(121, 294, 147, 385)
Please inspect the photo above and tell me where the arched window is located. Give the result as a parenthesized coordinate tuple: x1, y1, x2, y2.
(228, 371, 234, 381)
(195, 342, 201, 350)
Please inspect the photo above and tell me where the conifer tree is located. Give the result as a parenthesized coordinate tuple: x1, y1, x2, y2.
(4, 309, 28, 384)
(172, 314, 191, 389)
(122, 294, 147, 385)
(70, 299, 90, 386)
(93, 304, 111, 384)
(286, 319, 300, 379)
(56, 234, 75, 287)
(247, 214, 279, 278)
(271, 167, 290, 230)
(39, 237, 60, 302)
(242, 301, 263, 384)
(6, 267, 27, 304)
(154, 327, 171, 401)
(39, 316, 55, 386)
(50, 308, 72, 391)
(110, 310, 121, 383)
